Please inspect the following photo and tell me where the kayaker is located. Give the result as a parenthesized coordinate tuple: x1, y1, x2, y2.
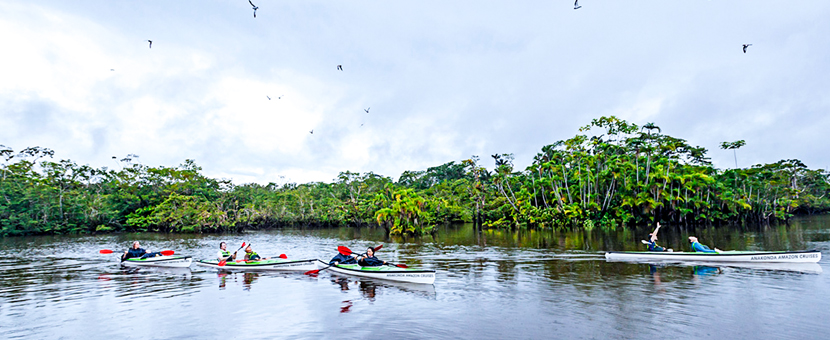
(243, 245, 269, 262)
(688, 236, 721, 253)
(121, 241, 162, 260)
(642, 222, 672, 252)
(356, 247, 387, 267)
(217, 242, 237, 261)
(329, 252, 357, 265)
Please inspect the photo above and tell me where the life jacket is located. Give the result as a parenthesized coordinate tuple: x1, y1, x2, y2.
(691, 242, 716, 253)
(359, 256, 384, 267)
(221, 250, 231, 257)
(246, 251, 261, 261)
(125, 248, 146, 259)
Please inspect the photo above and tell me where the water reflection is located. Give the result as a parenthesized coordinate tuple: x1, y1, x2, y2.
(326, 275, 437, 301)
(1, 216, 829, 339)
(243, 272, 260, 291)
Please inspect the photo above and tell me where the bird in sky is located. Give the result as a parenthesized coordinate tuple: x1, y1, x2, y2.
(364, 107, 370, 113)
(146, 40, 152, 48)
(309, 130, 313, 134)
(278, 95, 283, 99)
(360, 123, 364, 127)
(743, 44, 752, 53)
(249, 0, 258, 18)
(574, 0, 582, 10)
(110, 69, 114, 71)
(267, 96, 271, 100)
(337, 65, 343, 71)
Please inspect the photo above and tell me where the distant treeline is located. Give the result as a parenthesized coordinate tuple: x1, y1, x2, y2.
(2, 116, 829, 237)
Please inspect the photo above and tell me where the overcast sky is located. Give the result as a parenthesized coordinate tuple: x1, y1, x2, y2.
(2, 1, 829, 184)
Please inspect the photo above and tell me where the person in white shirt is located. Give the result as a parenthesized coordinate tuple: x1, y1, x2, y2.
(217, 242, 237, 261)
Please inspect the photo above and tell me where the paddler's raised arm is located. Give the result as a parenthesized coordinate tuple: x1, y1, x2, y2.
(650, 223, 661, 242)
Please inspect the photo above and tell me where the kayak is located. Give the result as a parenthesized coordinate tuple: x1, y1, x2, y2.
(121, 255, 193, 268)
(604, 250, 821, 263)
(195, 258, 317, 271)
(315, 260, 436, 284)
(606, 259, 823, 274)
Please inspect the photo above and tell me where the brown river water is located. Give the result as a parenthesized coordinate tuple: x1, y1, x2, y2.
(2, 215, 830, 339)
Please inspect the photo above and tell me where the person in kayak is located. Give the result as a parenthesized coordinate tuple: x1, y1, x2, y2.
(642, 222, 672, 252)
(329, 251, 357, 265)
(688, 236, 721, 253)
(121, 241, 162, 260)
(243, 245, 269, 262)
(356, 247, 387, 267)
(217, 242, 237, 261)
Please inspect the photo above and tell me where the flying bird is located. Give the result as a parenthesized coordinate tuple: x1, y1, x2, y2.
(249, 0, 258, 18)
(360, 123, 364, 127)
(574, 0, 582, 9)
(110, 69, 115, 71)
(337, 65, 343, 71)
(742, 44, 752, 53)
(309, 130, 313, 134)
(278, 95, 283, 99)
(146, 40, 152, 48)
(267, 96, 271, 100)
(364, 107, 370, 113)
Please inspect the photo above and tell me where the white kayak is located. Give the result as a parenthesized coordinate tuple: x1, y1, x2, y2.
(121, 255, 193, 268)
(605, 250, 821, 263)
(315, 260, 436, 285)
(195, 258, 317, 271)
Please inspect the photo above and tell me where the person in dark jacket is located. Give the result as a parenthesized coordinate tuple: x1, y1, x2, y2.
(357, 247, 387, 267)
(329, 252, 357, 265)
(121, 241, 162, 260)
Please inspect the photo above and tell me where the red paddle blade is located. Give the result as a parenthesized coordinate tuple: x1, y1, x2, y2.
(338, 246, 352, 255)
(304, 269, 320, 275)
(279, 254, 287, 259)
(240, 242, 246, 248)
(394, 264, 408, 268)
(374, 244, 383, 252)
(99, 249, 114, 254)
(160, 250, 175, 256)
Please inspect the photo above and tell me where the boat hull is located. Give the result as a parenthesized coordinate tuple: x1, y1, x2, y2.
(315, 260, 436, 284)
(605, 250, 821, 263)
(122, 255, 193, 268)
(195, 258, 317, 271)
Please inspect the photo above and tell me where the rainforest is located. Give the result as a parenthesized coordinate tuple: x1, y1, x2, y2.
(2, 116, 829, 237)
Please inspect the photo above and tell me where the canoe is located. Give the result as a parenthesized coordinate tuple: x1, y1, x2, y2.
(604, 250, 821, 263)
(121, 255, 193, 268)
(195, 258, 317, 271)
(315, 260, 436, 284)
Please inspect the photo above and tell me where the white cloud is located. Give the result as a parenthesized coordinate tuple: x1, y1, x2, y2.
(2, 0, 830, 185)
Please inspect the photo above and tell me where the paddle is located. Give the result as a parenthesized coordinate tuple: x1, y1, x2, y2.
(385, 262, 409, 269)
(100, 249, 175, 256)
(217, 242, 245, 267)
(305, 245, 385, 275)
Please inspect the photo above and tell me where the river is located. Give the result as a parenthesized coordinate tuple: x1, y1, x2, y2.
(2, 215, 830, 339)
